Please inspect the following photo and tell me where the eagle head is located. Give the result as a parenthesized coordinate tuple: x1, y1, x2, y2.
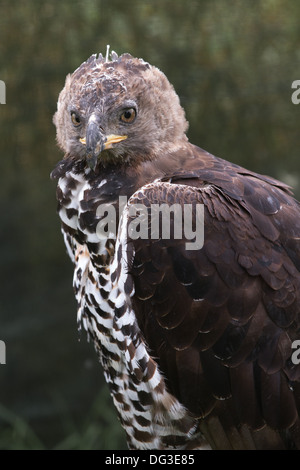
(53, 50, 189, 170)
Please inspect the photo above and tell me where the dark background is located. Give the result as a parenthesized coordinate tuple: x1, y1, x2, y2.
(0, 0, 299, 449)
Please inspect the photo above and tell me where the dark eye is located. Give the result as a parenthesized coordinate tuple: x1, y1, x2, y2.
(120, 108, 136, 123)
(71, 111, 81, 127)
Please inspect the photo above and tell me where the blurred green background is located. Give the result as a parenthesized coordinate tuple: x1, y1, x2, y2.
(0, 0, 299, 450)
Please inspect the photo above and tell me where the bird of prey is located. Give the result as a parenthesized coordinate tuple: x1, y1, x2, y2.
(51, 50, 300, 450)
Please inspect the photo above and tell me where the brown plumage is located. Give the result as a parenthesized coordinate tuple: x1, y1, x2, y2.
(52, 50, 300, 449)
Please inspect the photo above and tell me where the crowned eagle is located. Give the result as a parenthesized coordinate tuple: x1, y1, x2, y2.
(51, 49, 300, 450)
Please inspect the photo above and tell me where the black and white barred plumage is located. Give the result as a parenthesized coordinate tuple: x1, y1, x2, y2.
(52, 51, 300, 449)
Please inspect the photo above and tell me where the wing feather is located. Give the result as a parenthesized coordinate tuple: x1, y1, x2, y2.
(126, 159, 300, 448)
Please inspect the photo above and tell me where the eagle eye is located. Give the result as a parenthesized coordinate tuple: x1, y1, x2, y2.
(71, 111, 81, 127)
(120, 108, 136, 124)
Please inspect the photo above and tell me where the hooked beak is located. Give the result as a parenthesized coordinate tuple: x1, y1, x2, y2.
(80, 115, 127, 171)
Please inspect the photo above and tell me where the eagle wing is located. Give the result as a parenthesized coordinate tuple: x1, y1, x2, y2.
(124, 153, 300, 449)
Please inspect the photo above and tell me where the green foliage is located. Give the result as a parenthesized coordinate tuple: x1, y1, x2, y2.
(0, 403, 45, 450)
(52, 388, 127, 450)
(0, 0, 299, 450)
(0, 388, 126, 449)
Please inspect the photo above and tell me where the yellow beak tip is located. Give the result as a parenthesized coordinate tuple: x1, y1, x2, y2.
(79, 134, 127, 150)
(104, 134, 127, 149)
